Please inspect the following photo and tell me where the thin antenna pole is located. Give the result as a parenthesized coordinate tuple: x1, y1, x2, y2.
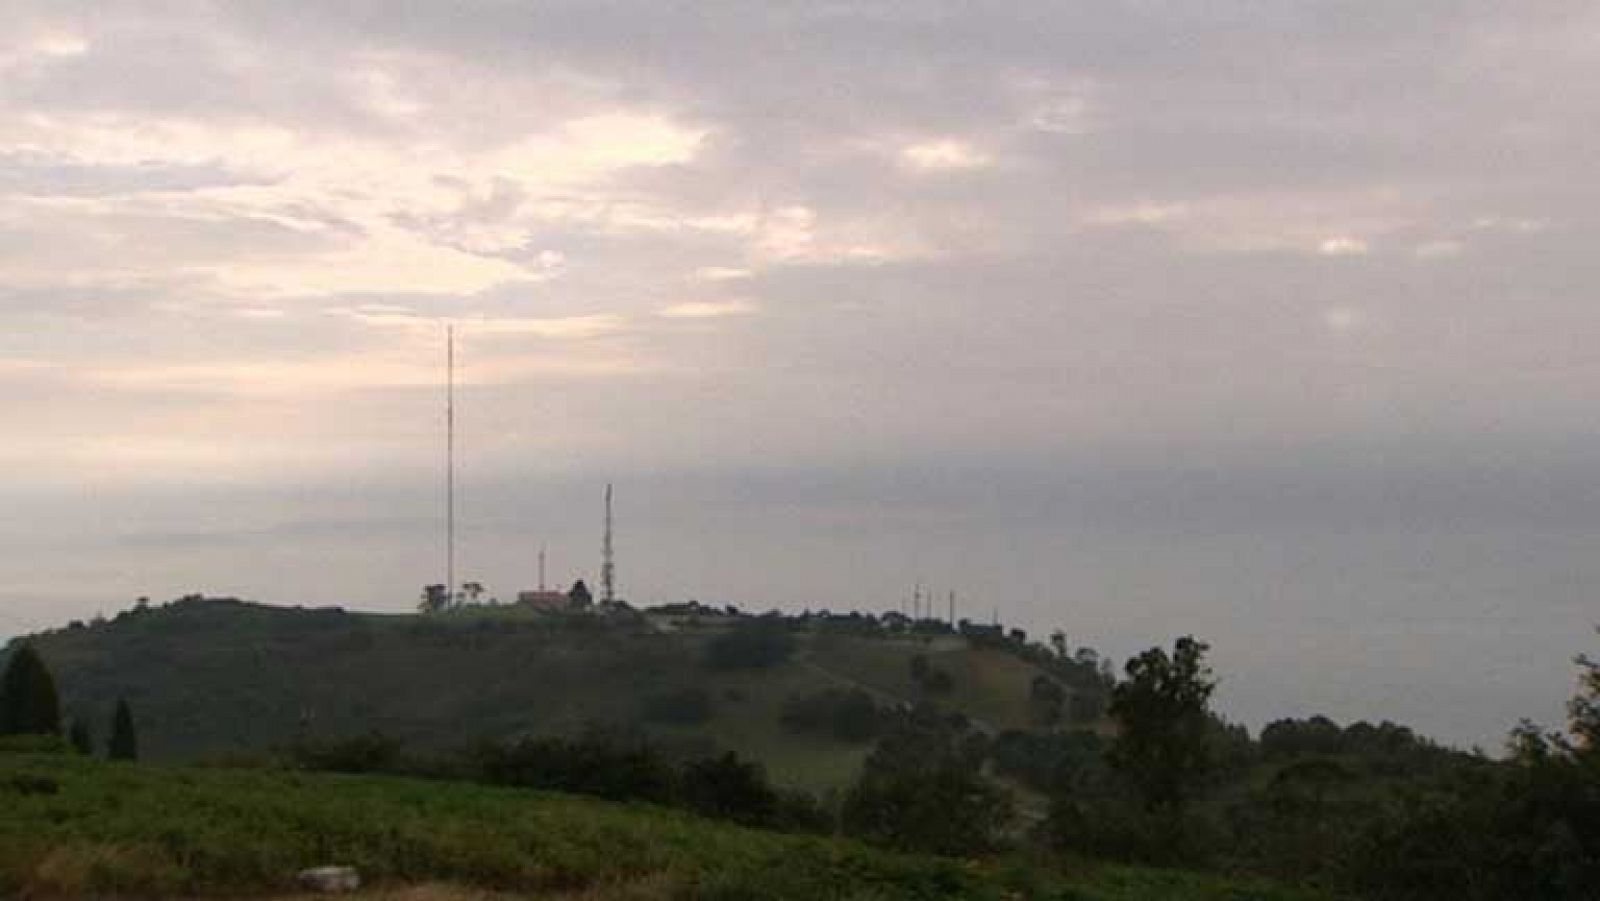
(948, 590, 955, 626)
(601, 483, 615, 604)
(446, 324, 455, 606)
(538, 543, 547, 592)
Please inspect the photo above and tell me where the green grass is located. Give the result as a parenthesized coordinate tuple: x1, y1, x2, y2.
(0, 751, 1335, 900)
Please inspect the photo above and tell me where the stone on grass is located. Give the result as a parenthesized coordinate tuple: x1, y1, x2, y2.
(296, 866, 361, 893)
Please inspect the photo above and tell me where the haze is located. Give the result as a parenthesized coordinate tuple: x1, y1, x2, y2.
(3, 2, 1598, 749)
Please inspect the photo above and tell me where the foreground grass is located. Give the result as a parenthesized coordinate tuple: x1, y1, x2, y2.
(0, 752, 1330, 899)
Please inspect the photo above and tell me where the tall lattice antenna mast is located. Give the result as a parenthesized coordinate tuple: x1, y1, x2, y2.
(601, 482, 615, 604)
(445, 324, 456, 606)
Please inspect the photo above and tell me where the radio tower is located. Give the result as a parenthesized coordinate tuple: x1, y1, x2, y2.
(601, 483, 615, 604)
(445, 324, 456, 606)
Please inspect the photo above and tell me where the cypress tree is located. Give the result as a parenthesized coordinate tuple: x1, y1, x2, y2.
(0, 644, 62, 736)
(68, 719, 94, 755)
(108, 698, 138, 761)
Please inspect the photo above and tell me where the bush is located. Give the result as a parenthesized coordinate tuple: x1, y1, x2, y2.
(705, 619, 796, 670)
(780, 689, 883, 742)
(639, 686, 714, 725)
(681, 751, 778, 826)
(842, 708, 1012, 856)
(285, 732, 405, 774)
(475, 733, 676, 805)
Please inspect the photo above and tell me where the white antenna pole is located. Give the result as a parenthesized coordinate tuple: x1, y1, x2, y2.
(446, 324, 456, 606)
(601, 483, 615, 604)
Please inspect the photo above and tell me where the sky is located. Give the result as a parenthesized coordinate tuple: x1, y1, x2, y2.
(3, 1, 1598, 749)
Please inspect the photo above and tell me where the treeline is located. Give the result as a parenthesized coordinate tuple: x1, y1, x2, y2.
(279, 707, 1009, 853)
(0, 644, 138, 761)
(282, 728, 829, 833)
(1028, 635, 1600, 901)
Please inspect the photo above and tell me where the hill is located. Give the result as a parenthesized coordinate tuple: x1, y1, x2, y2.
(0, 747, 1331, 899)
(5, 596, 1104, 794)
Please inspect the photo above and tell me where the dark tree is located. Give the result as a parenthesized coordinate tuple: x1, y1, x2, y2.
(704, 617, 795, 669)
(1570, 631, 1600, 754)
(842, 707, 1012, 855)
(638, 686, 713, 725)
(68, 719, 94, 755)
(0, 644, 62, 737)
(680, 751, 778, 826)
(108, 698, 139, 761)
(781, 688, 883, 742)
(418, 584, 449, 614)
(1030, 675, 1066, 726)
(1108, 635, 1216, 811)
(567, 579, 593, 610)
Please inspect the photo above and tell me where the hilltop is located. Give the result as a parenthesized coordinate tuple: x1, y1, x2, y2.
(7, 596, 1110, 793)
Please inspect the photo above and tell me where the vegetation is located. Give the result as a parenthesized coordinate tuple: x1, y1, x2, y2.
(779, 688, 884, 742)
(841, 707, 1013, 856)
(0, 749, 1330, 900)
(7, 595, 1596, 898)
(108, 698, 138, 761)
(1107, 635, 1216, 812)
(703, 617, 796, 670)
(0, 644, 61, 737)
(1039, 633, 1600, 900)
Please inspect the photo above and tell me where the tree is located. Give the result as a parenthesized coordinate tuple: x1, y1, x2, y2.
(681, 752, 778, 826)
(704, 617, 795, 669)
(1050, 629, 1069, 659)
(108, 698, 138, 761)
(1108, 635, 1216, 811)
(460, 581, 485, 605)
(418, 584, 449, 614)
(68, 719, 94, 755)
(567, 579, 593, 610)
(842, 708, 1012, 855)
(0, 644, 62, 737)
(1030, 675, 1066, 727)
(1569, 631, 1600, 755)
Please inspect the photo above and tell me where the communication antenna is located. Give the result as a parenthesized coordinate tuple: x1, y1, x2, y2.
(445, 324, 456, 606)
(538, 543, 547, 592)
(948, 590, 955, 626)
(601, 483, 615, 604)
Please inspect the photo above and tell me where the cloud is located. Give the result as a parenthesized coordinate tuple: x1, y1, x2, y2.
(1414, 239, 1463, 259)
(900, 139, 992, 172)
(1317, 236, 1370, 257)
(658, 299, 756, 319)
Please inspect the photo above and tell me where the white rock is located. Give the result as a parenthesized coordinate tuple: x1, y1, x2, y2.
(296, 866, 361, 893)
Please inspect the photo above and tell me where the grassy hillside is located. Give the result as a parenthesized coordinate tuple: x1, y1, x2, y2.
(0, 749, 1334, 900)
(8, 598, 1082, 794)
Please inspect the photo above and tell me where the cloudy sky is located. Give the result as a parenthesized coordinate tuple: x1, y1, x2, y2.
(4, 1, 1598, 747)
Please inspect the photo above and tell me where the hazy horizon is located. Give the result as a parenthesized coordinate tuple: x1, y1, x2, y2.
(5, 1, 1600, 750)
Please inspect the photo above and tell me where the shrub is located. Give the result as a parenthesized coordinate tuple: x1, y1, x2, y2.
(705, 619, 796, 670)
(842, 708, 1012, 855)
(286, 731, 405, 774)
(780, 689, 883, 742)
(681, 751, 778, 826)
(639, 686, 714, 725)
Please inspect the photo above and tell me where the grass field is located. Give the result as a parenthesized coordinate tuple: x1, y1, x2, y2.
(0, 750, 1336, 900)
